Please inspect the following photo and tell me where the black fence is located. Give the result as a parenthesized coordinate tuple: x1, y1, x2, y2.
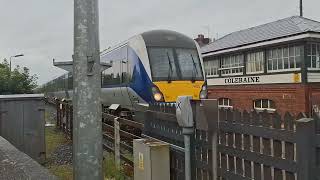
(145, 103, 320, 180)
(145, 103, 213, 180)
(217, 109, 320, 180)
(53, 99, 320, 180)
(55, 100, 73, 139)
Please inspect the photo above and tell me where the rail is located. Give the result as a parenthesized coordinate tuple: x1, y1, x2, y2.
(52, 99, 143, 173)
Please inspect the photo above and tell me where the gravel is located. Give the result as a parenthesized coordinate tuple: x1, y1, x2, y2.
(51, 144, 73, 165)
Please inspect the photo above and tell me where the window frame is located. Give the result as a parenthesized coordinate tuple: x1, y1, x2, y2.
(204, 59, 219, 78)
(307, 43, 320, 70)
(253, 99, 276, 112)
(219, 54, 244, 76)
(267, 45, 302, 73)
(246, 51, 265, 74)
(218, 98, 233, 109)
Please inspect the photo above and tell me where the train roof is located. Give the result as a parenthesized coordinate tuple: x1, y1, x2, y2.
(141, 30, 197, 48)
(101, 30, 197, 55)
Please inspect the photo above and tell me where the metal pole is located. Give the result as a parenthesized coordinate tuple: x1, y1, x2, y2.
(9, 57, 12, 72)
(73, 0, 103, 179)
(300, 0, 303, 17)
(183, 128, 193, 180)
(176, 96, 195, 180)
(211, 131, 218, 180)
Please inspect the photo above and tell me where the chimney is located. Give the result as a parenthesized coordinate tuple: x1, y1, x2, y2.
(194, 34, 212, 47)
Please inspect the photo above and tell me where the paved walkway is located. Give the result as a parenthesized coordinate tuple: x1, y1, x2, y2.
(0, 136, 57, 180)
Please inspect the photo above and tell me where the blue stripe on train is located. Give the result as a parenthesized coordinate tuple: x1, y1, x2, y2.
(101, 46, 154, 103)
(128, 47, 154, 103)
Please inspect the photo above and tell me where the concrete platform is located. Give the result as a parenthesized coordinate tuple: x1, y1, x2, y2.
(0, 136, 57, 180)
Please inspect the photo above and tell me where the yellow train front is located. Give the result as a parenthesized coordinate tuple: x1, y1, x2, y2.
(100, 30, 207, 110)
(143, 30, 207, 103)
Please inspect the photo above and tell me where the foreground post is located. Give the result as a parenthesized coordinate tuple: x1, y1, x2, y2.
(176, 96, 194, 180)
(201, 99, 219, 180)
(73, 0, 103, 179)
(296, 118, 315, 179)
(114, 118, 121, 169)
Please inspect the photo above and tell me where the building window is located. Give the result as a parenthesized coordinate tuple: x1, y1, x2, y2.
(204, 59, 219, 77)
(253, 99, 276, 112)
(220, 54, 244, 76)
(267, 45, 302, 72)
(246, 51, 264, 74)
(306, 43, 320, 69)
(218, 98, 233, 108)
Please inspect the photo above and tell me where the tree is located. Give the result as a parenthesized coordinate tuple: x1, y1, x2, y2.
(0, 59, 38, 95)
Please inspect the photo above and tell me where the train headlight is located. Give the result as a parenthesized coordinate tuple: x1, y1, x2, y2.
(152, 86, 164, 102)
(154, 93, 163, 101)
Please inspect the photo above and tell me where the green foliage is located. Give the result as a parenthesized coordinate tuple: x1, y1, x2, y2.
(104, 153, 127, 180)
(0, 59, 38, 94)
(45, 126, 73, 180)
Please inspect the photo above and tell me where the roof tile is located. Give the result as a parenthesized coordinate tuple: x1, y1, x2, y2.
(202, 16, 320, 54)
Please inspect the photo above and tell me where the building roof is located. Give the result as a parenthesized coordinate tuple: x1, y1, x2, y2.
(201, 16, 320, 54)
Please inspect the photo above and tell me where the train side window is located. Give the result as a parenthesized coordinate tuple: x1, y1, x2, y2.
(121, 58, 132, 84)
(120, 46, 131, 84)
(102, 61, 121, 86)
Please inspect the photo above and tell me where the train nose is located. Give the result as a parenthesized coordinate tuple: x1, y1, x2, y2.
(153, 81, 204, 102)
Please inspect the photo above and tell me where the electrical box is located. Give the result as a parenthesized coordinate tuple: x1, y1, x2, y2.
(133, 139, 170, 180)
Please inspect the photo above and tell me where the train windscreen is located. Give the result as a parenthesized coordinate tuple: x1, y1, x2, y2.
(148, 47, 203, 82)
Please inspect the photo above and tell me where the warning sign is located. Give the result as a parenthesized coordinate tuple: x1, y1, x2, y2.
(293, 73, 301, 83)
(138, 152, 144, 170)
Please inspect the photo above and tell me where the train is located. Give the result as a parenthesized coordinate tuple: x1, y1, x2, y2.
(40, 30, 207, 112)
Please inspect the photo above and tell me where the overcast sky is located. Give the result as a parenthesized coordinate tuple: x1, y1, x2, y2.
(0, 0, 319, 85)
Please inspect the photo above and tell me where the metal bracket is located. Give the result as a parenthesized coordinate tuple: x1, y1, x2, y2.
(87, 53, 95, 76)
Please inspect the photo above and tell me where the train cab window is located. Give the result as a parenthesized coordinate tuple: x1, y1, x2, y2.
(218, 98, 233, 109)
(175, 48, 203, 80)
(148, 48, 178, 81)
(254, 99, 276, 112)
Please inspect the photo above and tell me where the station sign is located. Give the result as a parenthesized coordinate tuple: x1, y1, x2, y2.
(207, 73, 301, 86)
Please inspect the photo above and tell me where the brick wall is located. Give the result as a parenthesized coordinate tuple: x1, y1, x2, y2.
(207, 83, 318, 116)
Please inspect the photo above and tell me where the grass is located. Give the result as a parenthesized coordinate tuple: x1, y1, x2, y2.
(45, 127, 131, 180)
(45, 126, 73, 180)
(104, 153, 128, 180)
(46, 127, 68, 155)
(48, 165, 73, 180)
(44, 105, 131, 180)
